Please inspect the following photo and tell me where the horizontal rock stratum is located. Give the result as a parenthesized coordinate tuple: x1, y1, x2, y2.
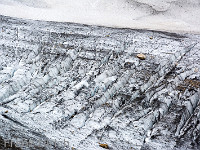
(0, 15, 200, 150)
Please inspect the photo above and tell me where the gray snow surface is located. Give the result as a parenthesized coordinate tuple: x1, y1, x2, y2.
(0, 0, 200, 33)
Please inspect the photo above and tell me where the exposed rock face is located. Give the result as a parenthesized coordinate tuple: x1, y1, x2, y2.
(0, 15, 200, 150)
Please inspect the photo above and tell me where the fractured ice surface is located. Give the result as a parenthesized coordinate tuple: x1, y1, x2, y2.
(0, 15, 200, 150)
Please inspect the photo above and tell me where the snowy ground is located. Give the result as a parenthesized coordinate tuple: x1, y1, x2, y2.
(0, 15, 200, 150)
(0, 0, 200, 33)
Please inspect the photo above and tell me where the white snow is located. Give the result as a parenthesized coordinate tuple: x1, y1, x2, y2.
(70, 113, 87, 128)
(0, 0, 200, 33)
(73, 80, 89, 91)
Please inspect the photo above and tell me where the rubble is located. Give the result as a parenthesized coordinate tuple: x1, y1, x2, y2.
(137, 53, 146, 60)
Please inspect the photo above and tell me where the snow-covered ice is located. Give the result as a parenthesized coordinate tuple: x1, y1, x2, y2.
(0, 0, 200, 33)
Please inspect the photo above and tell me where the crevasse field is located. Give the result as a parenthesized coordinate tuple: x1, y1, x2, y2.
(0, 1, 200, 150)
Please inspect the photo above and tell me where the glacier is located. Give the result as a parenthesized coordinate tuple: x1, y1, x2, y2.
(0, 15, 200, 149)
